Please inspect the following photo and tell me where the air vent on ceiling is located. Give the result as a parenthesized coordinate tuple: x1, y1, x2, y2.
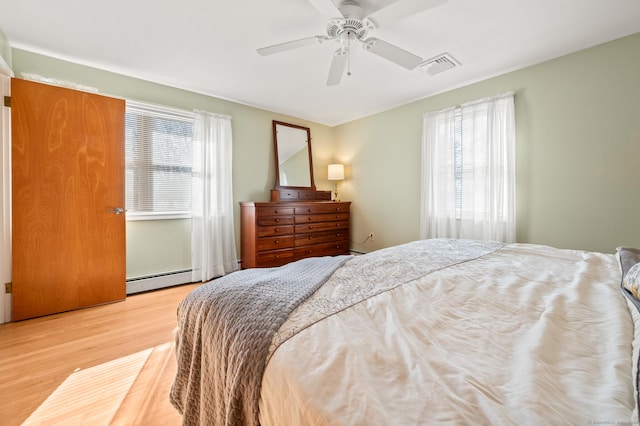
(418, 53, 460, 76)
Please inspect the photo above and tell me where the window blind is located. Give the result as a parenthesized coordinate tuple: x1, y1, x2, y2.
(456, 103, 490, 220)
(125, 101, 194, 216)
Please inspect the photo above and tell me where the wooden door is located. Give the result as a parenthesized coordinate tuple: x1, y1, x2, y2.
(11, 78, 126, 321)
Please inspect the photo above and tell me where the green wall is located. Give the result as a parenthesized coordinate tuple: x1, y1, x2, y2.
(10, 49, 337, 278)
(0, 30, 11, 70)
(335, 32, 640, 254)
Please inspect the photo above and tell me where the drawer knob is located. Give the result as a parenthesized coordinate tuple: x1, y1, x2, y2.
(308, 236, 313, 240)
(275, 240, 279, 244)
(275, 218, 280, 222)
(308, 208, 312, 212)
(308, 217, 312, 221)
(274, 209, 279, 213)
(275, 228, 279, 232)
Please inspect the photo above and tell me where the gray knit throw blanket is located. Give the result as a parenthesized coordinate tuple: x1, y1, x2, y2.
(169, 255, 352, 426)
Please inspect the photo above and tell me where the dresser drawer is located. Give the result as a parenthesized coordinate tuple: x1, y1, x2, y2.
(257, 225, 294, 238)
(295, 221, 349, 234)
(295, 212, 349, 224)
(294, 204, 349, 215)
(294, 240, 351, 259)
(295, 229, 350, 247)
(256, 206, 295, 216)
(257, 235, 294, 251)
(257, 215, 294, 226)
(256, 249, 295, 267)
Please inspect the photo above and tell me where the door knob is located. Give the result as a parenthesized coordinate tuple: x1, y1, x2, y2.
(112, 207, 124, 215)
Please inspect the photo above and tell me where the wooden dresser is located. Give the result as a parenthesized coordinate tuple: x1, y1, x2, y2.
(240, 201, 351, 268)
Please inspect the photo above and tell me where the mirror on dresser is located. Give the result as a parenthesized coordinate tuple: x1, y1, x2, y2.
(273, 120, 315, 190)
(272, 121, 330, 201)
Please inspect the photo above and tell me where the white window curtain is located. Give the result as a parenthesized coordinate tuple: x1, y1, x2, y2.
(420, 92, 516, 242)
(191, 110, 238, 282)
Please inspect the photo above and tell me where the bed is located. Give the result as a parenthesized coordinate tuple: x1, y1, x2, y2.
(170, 238, 640, 425)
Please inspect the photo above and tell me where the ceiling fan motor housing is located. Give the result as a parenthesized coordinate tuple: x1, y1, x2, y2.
(326, 17, 368, 40)
(339, 0, 365, 19)
(326, 0, 373, 41)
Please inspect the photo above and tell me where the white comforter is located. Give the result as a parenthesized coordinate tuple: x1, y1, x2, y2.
(259, 240, 639, 425)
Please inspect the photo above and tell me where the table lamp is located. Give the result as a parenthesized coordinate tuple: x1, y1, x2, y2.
(327, 163, 344, 201)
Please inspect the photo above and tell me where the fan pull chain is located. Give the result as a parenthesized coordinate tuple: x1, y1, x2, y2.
(347, 32, 352, 77)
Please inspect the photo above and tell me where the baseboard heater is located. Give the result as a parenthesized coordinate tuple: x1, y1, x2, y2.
(126, 269, 193, 295)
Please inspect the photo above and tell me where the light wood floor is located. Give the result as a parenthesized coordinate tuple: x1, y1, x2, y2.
(0, 283, 201, 425)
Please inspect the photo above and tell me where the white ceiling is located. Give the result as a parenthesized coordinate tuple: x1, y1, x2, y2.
(1, 0, 640, 126)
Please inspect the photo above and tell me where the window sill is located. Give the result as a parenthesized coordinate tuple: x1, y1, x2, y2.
(126, 212, 191, 221)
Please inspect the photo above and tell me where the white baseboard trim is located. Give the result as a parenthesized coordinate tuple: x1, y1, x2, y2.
(126, 270, 193, 295)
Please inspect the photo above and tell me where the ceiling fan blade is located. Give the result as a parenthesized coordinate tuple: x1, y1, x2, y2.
(326, 48, 348, 86)
(365, 0, 446, 29)
(307, 0, 344, 21)
(363, 38, 422, 70)
(257, 36, 325, 56)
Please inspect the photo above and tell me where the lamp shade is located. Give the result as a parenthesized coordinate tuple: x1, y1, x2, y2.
(328, 163, 344, 180)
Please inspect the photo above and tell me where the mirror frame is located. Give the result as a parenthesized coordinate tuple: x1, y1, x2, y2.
(273, 120, 316, 192)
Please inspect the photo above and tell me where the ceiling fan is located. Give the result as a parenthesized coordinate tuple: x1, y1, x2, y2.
(257, 0, 446, 85)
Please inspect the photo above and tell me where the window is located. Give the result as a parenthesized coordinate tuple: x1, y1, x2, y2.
(420, 92, 515, 242)
(125, 101, 194, 219)
(454, 106, 493, 221)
